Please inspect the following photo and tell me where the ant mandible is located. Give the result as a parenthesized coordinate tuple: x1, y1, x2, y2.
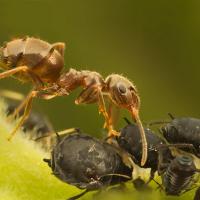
(0, 36, 147, 166)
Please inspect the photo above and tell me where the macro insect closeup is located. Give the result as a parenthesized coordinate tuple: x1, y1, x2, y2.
(44, 131, 132, 200)
(0, 36, 147, 166)
(1, 1, 200, 200)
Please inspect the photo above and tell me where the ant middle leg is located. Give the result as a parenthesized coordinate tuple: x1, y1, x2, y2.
(75, 85, 120, 138)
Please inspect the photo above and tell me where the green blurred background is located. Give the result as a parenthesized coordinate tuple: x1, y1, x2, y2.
(1, 0, 200, 137)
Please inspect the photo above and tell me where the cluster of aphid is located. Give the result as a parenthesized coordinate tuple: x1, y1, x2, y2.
(1, 37, 200, 200)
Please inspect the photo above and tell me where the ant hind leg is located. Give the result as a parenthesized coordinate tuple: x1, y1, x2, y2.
(7, 90, 38, 141)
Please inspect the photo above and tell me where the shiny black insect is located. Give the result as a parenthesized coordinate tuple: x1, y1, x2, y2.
(6, 101, 54, 151)
(194, 187, 200, 200)
(161, 115, 200, 158)
(44, 132, 132, 200)
(161, 155, 199, 196)
(117, 118, 172, 183)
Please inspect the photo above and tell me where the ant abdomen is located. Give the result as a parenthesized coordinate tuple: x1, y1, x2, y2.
(0, 37, 65, 83)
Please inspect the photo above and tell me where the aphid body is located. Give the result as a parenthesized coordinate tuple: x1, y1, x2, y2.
(117, 120, 171, 181)
(161, 117, 200, 158)
(44, 132, 132, 199)
(6, 101, 54, 151)
(162, 155, 198, 196)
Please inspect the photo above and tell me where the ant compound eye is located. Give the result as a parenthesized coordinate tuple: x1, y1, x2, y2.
(117, 83, 127, 94)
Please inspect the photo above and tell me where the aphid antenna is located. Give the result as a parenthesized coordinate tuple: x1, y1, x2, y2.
(156, 143, 194, 150)
(99, 173, 131, 180)
(34, 128, 80, 141)
(147, 120, 170, 127)
(123, 117, 132, 125)
(67, 190, 89, 200)
(168, 113, 175, 119)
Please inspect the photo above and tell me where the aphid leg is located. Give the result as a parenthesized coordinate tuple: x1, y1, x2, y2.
(145, 169, 156, 185)
(7, 90, 38, 141)
(43, 158, 51, 167)
(130, 106, 147, 167)
(68, 190, 89, 200)
(153, 179, 164, 191)
(157, 145, 171, 175)
(98, 91, 119, 138)
(0, 65, 29, 79)
(125, 155, 140, 180)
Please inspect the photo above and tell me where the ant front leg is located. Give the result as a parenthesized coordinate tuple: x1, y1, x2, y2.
(0, 66, 29, 79)
(97, 91, 119, 138)
(0, 65, 44, 88)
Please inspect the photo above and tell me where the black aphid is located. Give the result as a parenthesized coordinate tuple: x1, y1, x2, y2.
(6, 101, 54, 150)
(161, 115, 200, 158)
(161, 155, 199, 196)
(44, 132, 132, 200)
(117, 118, 172, 183)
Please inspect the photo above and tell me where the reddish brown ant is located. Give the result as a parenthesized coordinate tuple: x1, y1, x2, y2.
(0, 37, 147, 166)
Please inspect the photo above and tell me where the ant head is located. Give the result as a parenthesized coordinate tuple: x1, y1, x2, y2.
(105, 74, 140, 111)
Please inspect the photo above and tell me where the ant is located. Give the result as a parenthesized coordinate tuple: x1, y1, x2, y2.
(0, 36, 147, 166)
